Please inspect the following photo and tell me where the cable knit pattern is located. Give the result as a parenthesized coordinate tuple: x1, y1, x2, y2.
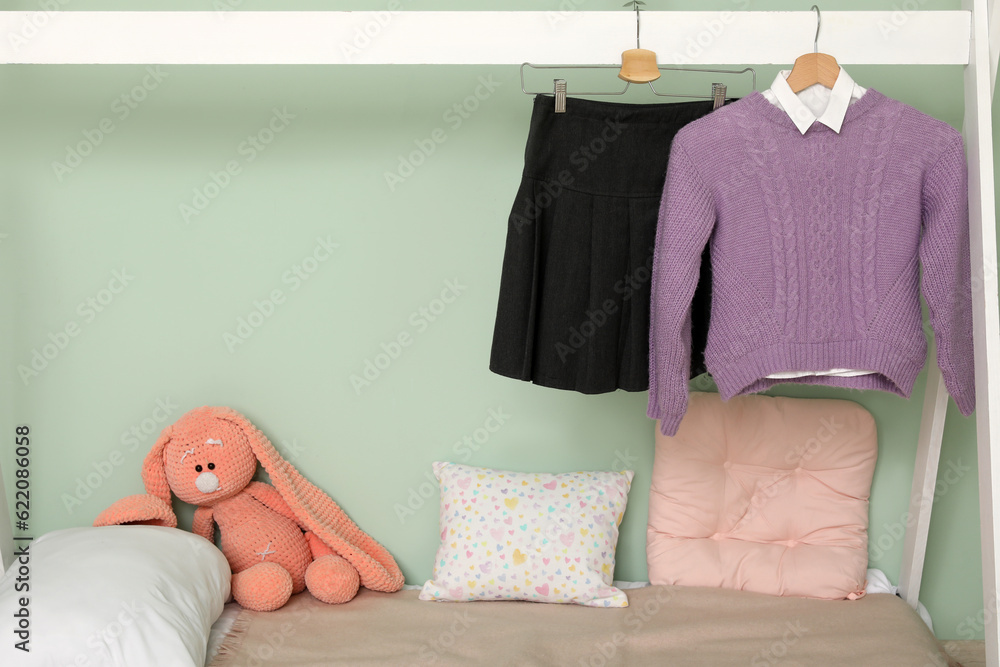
(848, 109, 898, 332)
(806, 133, 839, 341)
(648, 90, 976, 435)
(735, 105, 799, 339)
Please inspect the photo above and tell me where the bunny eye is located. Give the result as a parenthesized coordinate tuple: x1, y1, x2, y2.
(208, 462, 215, 470)
(195, 465, 203, 472)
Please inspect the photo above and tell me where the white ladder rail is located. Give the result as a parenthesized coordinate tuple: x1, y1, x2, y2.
(962, 2, 1000, 666)
(897, 362, 949, 609)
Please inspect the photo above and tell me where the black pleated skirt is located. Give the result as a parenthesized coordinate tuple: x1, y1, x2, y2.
(490, 94, 718, 394)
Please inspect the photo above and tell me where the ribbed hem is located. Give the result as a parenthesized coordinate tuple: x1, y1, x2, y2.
(711, 339, 926, 402)
(647, 346, 692, 436)
(951, 390, 976, 417)
(655, 415, 684, 437)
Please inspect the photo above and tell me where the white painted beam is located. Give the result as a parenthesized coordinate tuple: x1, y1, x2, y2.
(963, 1, 1000, 665)
(897, 364, 949, 608)
(0, 11, 971, 66)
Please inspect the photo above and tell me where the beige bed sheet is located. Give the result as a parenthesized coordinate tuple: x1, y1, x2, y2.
(209, 585, 959, 666)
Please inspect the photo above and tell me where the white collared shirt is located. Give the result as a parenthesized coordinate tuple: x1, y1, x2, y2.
(759, 66, 873, 379)
(761, 66, 867, 134)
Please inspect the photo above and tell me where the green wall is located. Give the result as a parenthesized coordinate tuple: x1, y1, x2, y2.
(0, 0, 994, 641)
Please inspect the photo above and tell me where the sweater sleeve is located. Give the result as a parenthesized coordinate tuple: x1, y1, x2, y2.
(647, 138, 717, 435)
(920, 133, 976, 416)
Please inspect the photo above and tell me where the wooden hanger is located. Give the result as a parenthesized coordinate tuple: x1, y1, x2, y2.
(784, 6, 840, 93)
(619, 2, 660, 83)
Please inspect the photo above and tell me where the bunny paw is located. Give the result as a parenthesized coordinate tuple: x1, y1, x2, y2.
(306, 554, 360, 604)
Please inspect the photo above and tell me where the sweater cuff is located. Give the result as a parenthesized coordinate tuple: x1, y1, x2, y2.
(656, 414, 685, 437)
(647, 389, 688, 437)
(952, 390, 976, 417)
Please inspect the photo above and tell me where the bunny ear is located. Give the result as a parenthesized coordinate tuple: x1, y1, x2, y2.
(141, 424, 174, 508)
(215, 408, 404, 593)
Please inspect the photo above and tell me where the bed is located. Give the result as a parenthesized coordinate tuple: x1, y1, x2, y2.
(207, 584, 959, 667)
(0, 523, 961, 666)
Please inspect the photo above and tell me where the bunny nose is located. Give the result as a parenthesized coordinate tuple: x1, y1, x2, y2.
(195, 472, 220, 494)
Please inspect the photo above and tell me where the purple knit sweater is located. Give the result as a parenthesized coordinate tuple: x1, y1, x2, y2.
(648, 89, 975, 436)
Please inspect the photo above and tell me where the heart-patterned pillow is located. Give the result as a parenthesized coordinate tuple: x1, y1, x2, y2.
(419, 462, 634, 607)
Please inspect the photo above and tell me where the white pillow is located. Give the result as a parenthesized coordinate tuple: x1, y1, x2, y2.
(0, 526, 231, 667)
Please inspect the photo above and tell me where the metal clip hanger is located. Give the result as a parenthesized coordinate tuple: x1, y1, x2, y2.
(520, 2, 756, 113)
(554, 79, 567, 113)
(520, 63, 756, 113)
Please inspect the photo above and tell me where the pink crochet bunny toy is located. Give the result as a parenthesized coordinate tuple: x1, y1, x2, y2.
(95, 406, 404, 611)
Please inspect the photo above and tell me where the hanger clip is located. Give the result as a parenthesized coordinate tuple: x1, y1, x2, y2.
(712, 83, 727, 110)
(554, 79, 567, 113)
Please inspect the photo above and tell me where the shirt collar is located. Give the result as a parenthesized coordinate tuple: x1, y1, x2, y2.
(767, 66, 858, 134)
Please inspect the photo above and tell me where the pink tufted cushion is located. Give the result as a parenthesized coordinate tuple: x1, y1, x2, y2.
(647, 392, 877, 599)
